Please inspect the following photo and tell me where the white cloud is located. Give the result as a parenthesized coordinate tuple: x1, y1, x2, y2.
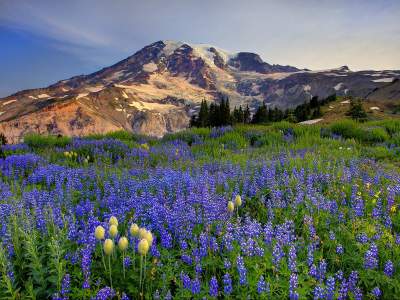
(0, 0, 399, 70)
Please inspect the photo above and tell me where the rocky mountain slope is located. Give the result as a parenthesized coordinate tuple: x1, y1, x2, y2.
(1, 40, 399, 142)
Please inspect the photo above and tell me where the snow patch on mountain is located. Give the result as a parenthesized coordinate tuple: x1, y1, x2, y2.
(299, 118, 323, 125)
(334, 83, 344, 90)
(2, 99, 17, 106)
(128, 100, 177, 111)
(76, 93, 88, 99)
(162, 40, 234, 68)
(143, 62, 158, 72)
(372, 78, 394, 83)
(86, 86, 104, 93)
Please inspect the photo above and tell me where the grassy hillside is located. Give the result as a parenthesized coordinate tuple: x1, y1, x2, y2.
(318, 97, 400, 124)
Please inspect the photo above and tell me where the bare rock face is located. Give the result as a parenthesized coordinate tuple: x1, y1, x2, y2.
(1, 40, 399, 143)
(131, 109, 189, 138)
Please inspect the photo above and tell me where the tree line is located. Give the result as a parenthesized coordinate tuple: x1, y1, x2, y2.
(190, 94, 338, 127)
(190, 98, 251, 127)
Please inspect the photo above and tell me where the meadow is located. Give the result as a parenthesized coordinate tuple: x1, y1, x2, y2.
(0, 119, 399, 299)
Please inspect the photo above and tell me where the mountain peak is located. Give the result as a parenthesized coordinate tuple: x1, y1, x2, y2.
(1, 40, 399, 143)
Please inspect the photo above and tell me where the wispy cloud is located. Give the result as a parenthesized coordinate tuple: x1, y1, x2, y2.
(1, 0, 400, 69)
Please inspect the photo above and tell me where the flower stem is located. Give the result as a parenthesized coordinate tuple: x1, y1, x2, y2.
(139, 255, 143, 295)
(108, 255, 113, 289)
(100, 242, 107, 272)
(122, 251, 126, 279)
(142, 254, 146, 296)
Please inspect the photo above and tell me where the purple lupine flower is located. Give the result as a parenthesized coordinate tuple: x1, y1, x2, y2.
(195, 263, 202, 275)
(325, 276, 335, 300)
(335, 270, 344, 282)
(396, 234, 400, 245)
(81, 247, 91, 289)
(272, 242, 284, 269)
(180, 240, 188, 250)
(307, 243, 314, 267)
(209, 276, 218, 297)
(289, 273, 298, 300)
(60, 274, 71, 300)
(94, 287, 115, 300)
(318, 259, 327, 282)
(165, 290, 172, 300)
(180, 272, 191, 290)
(223, 273, 232, 295)
(257, 275, 268, 294)
(313, 285, 324, 299)
(371, 287, 381, 298)
(153, 290, 160, 300)
(264, 222, 274, 245)
(384, 260, 394, 277)
(181, 254, 192, 265)
(336, 244, 344, 255)
(121, 293, 130, 300)
(288, 245, 297, 272)
(224, 259, 231, 269)
(364, 243, 378, 269)
(338, 279, 348, 300)
(347, 271, 359, 293)
(353, 287, 363, 300)
(356, 232, 368, 244)
(237, 255, 247, 286)
(123, 256, 131, 269)
(191, 277, 201, 295)
(309, 264, 318, 279)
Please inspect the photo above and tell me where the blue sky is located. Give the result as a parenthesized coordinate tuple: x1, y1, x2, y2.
(1, 0, 400, 97)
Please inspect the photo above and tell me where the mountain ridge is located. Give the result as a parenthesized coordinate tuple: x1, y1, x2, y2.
(1, 40, 399, 143)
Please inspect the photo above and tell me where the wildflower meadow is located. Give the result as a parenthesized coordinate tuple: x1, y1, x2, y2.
(0, 119, 399, 299)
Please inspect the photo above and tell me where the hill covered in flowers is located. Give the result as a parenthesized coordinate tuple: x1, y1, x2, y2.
(0, 120, 399, 299)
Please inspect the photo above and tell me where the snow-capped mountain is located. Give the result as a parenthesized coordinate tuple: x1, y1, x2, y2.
(1, 40, 399, 142)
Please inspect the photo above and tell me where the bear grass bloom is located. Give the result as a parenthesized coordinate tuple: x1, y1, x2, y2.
(103, 239, 114, 256)
(227, 201, 235, 213)
(118, 237, 129, 251)
(130, 223, 139, 236)
(109, 224, 118, 238)
(95, 225, 105, 240)
(138, 239, 150, 256)
(234, 195, 242, 207)
(109, 216, 118, 226)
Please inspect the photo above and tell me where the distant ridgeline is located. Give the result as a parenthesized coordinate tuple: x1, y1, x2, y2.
(190, 94, 339, 127)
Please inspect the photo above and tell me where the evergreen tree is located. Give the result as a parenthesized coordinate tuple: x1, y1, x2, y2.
(222, 97, 231, 125)
(346, 97, 367, 121)
(252, 103, 268, 124)
(244, 105, 251, 124)
(238, 106, 244, 123)
(0, 133, 6, 146)
(0, 133, 6, 159)
(310, 96, 319, 108)
(197, 100, 209, 127)
(232, 105, 245, 124)
(208, 103, 217, 127)
(286, 109, 297, 123)
(189, 115, 198, 127)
